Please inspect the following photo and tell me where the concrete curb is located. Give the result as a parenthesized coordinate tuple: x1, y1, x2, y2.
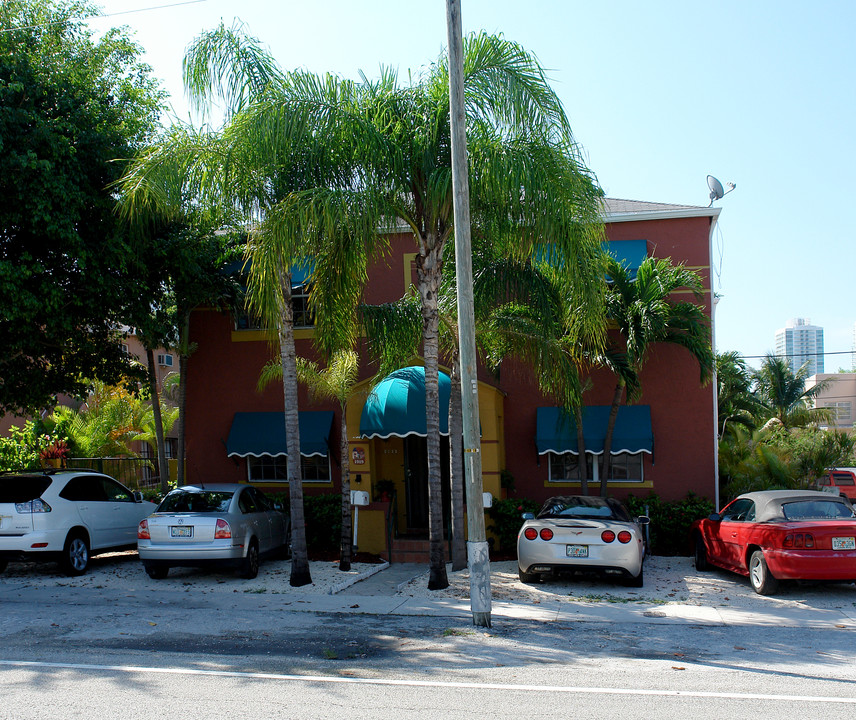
(328, 561, 390, 595)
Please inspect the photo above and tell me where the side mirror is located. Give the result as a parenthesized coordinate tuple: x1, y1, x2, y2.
(521, 512, 535, 520)
(708, 513, 721, 522)
(635, 515, 650, 526)
(133, 491, 144, 503)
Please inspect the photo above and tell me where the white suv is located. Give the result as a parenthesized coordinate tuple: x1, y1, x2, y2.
(0, 470, 157, 575)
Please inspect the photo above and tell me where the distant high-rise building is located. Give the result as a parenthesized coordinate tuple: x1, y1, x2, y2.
(775, 318, 824, 377)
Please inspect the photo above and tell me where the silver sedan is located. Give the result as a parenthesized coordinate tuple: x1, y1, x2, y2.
(517, 495, 649, 586)
(137, 484, 289, 580)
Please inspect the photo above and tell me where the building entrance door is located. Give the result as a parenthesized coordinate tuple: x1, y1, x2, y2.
(403, 435, 450, 535)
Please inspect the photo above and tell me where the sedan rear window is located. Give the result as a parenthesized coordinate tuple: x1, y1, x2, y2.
(782, 501, 855, 520)
(0, 475, 52, 503)
(158, 491, 234, 513)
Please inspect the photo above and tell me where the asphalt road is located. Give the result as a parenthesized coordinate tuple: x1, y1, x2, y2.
(2, 578, 856, 719)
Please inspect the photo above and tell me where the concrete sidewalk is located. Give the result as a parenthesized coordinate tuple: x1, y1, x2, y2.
(326, 561, 856, 629)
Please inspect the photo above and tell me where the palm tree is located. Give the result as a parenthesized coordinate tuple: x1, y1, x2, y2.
(599, 256, 714, 496)
(258, 350, 360, 571)
(119, 26, 378, 586)
(753, 354, 832, 429)
(716, 351, 760, 440)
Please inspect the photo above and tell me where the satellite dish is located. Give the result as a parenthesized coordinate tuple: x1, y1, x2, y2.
(707, 175, 735, 206)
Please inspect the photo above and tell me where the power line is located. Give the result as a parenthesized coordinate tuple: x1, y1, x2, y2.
(740, 350, 854, 360)
(1, 0, 207, 34)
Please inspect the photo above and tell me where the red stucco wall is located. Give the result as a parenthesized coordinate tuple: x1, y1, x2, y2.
(185, 216, 717, 504)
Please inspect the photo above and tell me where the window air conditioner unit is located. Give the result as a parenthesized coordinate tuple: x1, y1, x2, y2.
(157, 353, 174, 367)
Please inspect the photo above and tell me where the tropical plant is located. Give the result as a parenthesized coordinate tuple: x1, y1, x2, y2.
(49, 381, 177, 460)
(752, 354, 832, 429)
(598, 256, 714, 496)
(716, 351, 760, 439)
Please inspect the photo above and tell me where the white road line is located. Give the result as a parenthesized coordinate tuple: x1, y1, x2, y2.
(1, 659, 854, 705)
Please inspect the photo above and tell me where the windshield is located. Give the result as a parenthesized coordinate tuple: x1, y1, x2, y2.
(537, 496, 630, 521)
(0, 475, 52, 503)
(157, 490, 234, 513)
(782, 500, 855, 521)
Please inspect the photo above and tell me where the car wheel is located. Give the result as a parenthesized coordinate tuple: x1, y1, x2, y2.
(61, 532, 90, 576)
(693, 534, 710, 571)
(749, 550, 779, 595)
(145, 564, 169, 580)
(0, 560, 7, 574)
(518, 567, 540, 584)
(240, 539, 260, 579)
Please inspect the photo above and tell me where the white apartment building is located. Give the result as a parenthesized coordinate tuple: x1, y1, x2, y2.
(775, 318, 824, 377)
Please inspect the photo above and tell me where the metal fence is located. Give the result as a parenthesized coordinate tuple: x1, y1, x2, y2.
(64, 457, 161, 493)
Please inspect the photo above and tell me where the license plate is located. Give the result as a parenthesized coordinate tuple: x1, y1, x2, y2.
(832, 537, 855, 550)
(566, 544, 588, 558)
(170, 526, 193, 538)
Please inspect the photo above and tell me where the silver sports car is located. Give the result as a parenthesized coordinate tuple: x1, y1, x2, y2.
(137, 484, 289, 580)
(517, 495, 649, 586)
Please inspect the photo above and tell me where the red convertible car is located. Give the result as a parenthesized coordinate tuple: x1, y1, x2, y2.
(691, 490, 856, 595)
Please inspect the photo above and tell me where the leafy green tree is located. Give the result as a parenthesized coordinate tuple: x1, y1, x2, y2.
(599, 256, 714, 496)
(753, 354, 832, 429)
(0, 0, 165, 414)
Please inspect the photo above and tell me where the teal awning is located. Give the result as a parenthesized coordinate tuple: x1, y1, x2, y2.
(226, 411, 334, 458)
(605, 239, 647, 276)
(536, 405, 653, 455)
(360, 366, 450, 438)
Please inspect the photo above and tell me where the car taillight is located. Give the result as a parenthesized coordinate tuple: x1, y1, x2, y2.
(137, 519, 150, 540)
(617, 530, 632, 544)
(15, 499, 51, 513)
(215, 519, 232, 539)
(601, 530, 616, 543)
(539, 528, 554, 541)
(785, 533, 814, 548)
(523, 527, 538, 540)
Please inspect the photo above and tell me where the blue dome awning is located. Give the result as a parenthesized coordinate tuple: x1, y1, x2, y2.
(536, 405, 653, 455)
(360, 366, 450, 439)
(226, 411, 334, 458)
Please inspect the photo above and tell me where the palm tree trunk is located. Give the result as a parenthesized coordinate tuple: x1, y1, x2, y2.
(146, 347, 170, 493)
(416, 240, 449, 590)
(600, 380, 625, 497)
(339, 401, 352, 571)
(574, 405, 589, 495)
(449, 350, 466, 571)
(279, 275, 312, 587)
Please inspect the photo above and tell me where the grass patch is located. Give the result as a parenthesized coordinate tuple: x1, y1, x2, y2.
(322, 648, 338, 659)
(443, 628, 474, 637)
(243, 587, 267, 594)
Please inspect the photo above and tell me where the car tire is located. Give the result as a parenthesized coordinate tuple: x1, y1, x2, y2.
(61, 532, 90, 576)
(693, 534, 710, 572)
(0, 560, 7, 574)
(749, 550, 779, 595)
(625, 566, 644, 588)
(240, 539, 260, 579)
(145, 564, 169, 580)
(518, 567, 540, 584)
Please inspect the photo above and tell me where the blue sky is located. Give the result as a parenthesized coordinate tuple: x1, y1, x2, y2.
(88, 1, 856, 368)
